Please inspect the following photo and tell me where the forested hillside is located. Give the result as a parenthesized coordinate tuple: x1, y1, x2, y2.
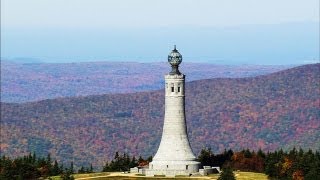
(1, 64, 319, 169)
(1, 60, 291, 102)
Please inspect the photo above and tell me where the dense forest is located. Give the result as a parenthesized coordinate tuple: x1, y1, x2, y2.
(1, 64, 319, 169)
(1, 148, 319, 179)
(0, 153, 77, 179)
(1, 60, 291, 102)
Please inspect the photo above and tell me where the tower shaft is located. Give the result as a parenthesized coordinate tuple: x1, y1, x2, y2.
(153, 74, 195, 161)
(147, 74, 199, 176)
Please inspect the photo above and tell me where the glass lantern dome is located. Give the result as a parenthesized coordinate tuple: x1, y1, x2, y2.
(168, 45, 182, 75)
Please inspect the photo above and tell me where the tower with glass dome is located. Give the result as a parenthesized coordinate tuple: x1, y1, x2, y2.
(146, 46, 200, 177)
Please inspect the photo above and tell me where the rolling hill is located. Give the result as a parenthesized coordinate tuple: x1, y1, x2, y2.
(1, 60, 291, 103)
(1, 63, 319, 169)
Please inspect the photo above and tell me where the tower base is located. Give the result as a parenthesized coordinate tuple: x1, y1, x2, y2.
(145, 160, 200, 177)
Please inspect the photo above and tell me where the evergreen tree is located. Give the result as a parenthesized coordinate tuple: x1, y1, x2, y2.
(59, 164, 64, 174)
(257, 149, 266, 158)
(102, 161, 110, 172)
(89, 163, 93, 173)
(225, 149, 234, 160)
(265, 151, 281, 178)
(61, 170, 74, 180)
(147, 156, 153, 162)
(218, 167, 236, 180)
(124, 153, 130, 170)
(52, 160, 60, 175)
(198, 147, 214, 167)
(78, 166, 85, 173)
(47, 154, 52, 165)
(69, 162, 74, 174)
(215, 149, 233, 167)
(114, 152, 119, 161)
(32, 152, 36, 164)
(298, 148, 304, 158)
(102, 152, 145, 172)
(129, 156, 138, 168)
(46, 153, 53, 175)
(243, 149, 252, 158)
(138, 156, 144, 164)
(305, 167, 320, 180)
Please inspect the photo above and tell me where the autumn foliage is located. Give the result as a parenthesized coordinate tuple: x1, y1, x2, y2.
(230, 150, 265, 172)
(1, 64, 319, 169)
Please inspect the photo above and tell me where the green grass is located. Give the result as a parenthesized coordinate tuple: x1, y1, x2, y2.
(234, 171, 268, 180)
(49, 172, 110, 180)
(208, 171, 268, 180)
(174, 175, 188, 177)
(49, 176, 62, 180)
(73, 172, 110, 178)
(207, 173, 220, 179)
(154, 175, 166, 177)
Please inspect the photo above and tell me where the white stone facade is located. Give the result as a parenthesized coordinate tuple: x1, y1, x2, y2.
(146, 74, 200, 177)
(199, 166, 221, 176)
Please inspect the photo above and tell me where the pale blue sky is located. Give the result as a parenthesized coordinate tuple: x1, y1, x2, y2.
(1, 0, 319, 64)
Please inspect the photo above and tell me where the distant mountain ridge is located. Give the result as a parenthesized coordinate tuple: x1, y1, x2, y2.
(1, 63, 319, 169)
(1, 60, 292, 103)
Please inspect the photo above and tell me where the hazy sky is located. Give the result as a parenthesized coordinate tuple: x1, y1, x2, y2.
(1, 0, 319, 64)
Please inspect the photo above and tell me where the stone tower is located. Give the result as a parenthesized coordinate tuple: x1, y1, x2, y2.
(146, 46, 200, 177)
